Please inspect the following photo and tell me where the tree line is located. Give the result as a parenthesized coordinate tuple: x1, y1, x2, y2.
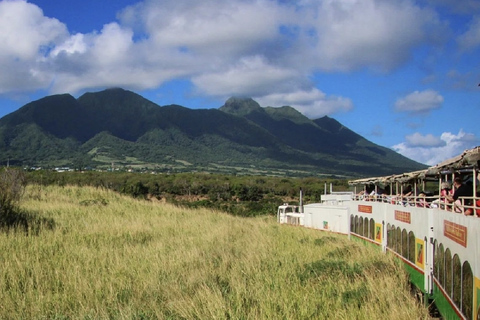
(25, 170, 349, 216)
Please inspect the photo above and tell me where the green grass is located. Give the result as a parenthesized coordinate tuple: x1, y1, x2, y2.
(0, 185, 430, 319)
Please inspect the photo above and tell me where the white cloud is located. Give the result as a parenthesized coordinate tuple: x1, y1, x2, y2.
(0, 0, 67, 93)
(458, 16, 480, 51)
(192, 55, 302, 97)
(119, 0, 287, 57)
(404, 132, 445, 147)
(392, 130, 478, 165)
(394, 90, 444, 114)
(0, 0, 67, 60)
(295, 0, 445, 72)
(256, 88, 353, 118)
(0, 0, 449, 115)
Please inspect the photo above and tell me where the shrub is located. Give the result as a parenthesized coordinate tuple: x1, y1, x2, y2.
(0, 168, 27, 218)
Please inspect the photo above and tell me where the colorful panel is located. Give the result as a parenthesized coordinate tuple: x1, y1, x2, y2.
(415, 238, 424, 270)
(375, 222, 382, 243)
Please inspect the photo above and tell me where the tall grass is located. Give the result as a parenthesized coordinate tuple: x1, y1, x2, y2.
(0, 185, 430, 319)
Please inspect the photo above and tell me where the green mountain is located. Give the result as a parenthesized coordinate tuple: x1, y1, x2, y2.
(0, 88, 426, 176)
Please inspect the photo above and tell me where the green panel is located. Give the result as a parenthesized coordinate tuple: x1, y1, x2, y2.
(431, 285, 461, 320)
(403, 264, 424, 293)
(353, 234, 461, 320)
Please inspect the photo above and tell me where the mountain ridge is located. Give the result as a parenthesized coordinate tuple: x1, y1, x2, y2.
(0, 88, 426, 176)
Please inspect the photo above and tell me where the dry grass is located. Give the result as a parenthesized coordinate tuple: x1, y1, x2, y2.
(0, 184, 430, 319)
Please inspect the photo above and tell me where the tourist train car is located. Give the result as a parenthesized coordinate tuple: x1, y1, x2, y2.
(277, 146, 480, 320)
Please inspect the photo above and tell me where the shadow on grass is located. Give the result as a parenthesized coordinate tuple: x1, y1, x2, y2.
(0, 208, 55, 235)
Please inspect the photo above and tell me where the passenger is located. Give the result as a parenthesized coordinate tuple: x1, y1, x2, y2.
(416, 192, 430, 208)
(364, 184, 375, 201)
(466, 191, 480, 217)
(440, 182, 453, 210)
(476, 192, 480, 217)
(446, 177, 473, 213)
(402, 184, 418, 206)
(383, 185, 392, 203)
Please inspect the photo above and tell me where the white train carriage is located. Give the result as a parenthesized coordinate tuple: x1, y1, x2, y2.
(277, 146, 480, 320)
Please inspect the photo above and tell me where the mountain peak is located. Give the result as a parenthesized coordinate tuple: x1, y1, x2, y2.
(219, 97, 263, 117)
(264, 106, 311, 125)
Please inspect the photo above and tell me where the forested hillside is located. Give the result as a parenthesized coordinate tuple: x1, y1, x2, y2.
(0, 88, 426, 176)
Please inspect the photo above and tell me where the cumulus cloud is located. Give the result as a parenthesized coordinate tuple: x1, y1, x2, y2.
(295, 0, 445, 72)
(0, 0, 448, 115)
(0, 0, 67, 93)
(458, 16, 480, 51)
(392, 130, 478, 165)
(404, 132, 445, 148)
(255, 88, 353, 118)
(394, 90, 444, 114)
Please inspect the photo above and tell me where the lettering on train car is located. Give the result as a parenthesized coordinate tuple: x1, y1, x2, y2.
(394, 210, 411, 224)
(358, 205, 372, 213)
(444, 221, 467, 247)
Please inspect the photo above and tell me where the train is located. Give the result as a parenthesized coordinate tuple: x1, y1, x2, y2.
(277, 146, 480, 319)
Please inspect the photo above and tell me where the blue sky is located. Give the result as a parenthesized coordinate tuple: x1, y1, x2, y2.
(0, 0, 479, 165)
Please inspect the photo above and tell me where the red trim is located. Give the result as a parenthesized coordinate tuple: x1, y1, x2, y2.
(351, 232, 381, 246)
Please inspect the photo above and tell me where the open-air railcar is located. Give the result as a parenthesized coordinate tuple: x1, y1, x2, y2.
(278, 146, 480, 319)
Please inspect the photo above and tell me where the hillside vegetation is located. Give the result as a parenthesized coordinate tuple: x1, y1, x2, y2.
(0, 184, 430, 319)
(26, 170, 349, 216)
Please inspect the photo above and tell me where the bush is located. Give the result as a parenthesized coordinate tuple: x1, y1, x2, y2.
(0, 168, 54, 232)
(0, 168, 27, 218)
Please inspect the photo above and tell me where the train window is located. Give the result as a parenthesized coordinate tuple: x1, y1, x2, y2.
(445, 249, 453, 297)
(359, 217, 364, 237)
(462, 261, 473, 320)
(408, 231, 415, 263)
(438, 244, 445, 287)
(395, 227, 402, 254)
(354, 215, 359, 234)
(402, 229, 408, 258)
(453, 254, 461, 308)
(386, 223, 392, 248)
(369, 218, 375, 240)
(350, 215, 354, 234)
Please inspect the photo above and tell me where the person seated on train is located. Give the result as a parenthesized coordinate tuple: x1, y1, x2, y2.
(476, 191, 480, 217)
(402, 184, 418, 206)
(382, 185, 392, 203)
(464, 191, 480, 217)
(416, 192, 430, 208)
(446, 177, 473, 213)
(361, 184, 375, 201)
(439, 181, 453, 210)
(370, 186, 385, 201)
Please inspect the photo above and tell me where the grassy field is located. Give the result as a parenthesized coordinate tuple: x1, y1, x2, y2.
(0, 185, 430, 319)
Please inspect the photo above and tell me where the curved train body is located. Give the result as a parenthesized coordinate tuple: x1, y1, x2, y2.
(278, 147, 480, 319)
